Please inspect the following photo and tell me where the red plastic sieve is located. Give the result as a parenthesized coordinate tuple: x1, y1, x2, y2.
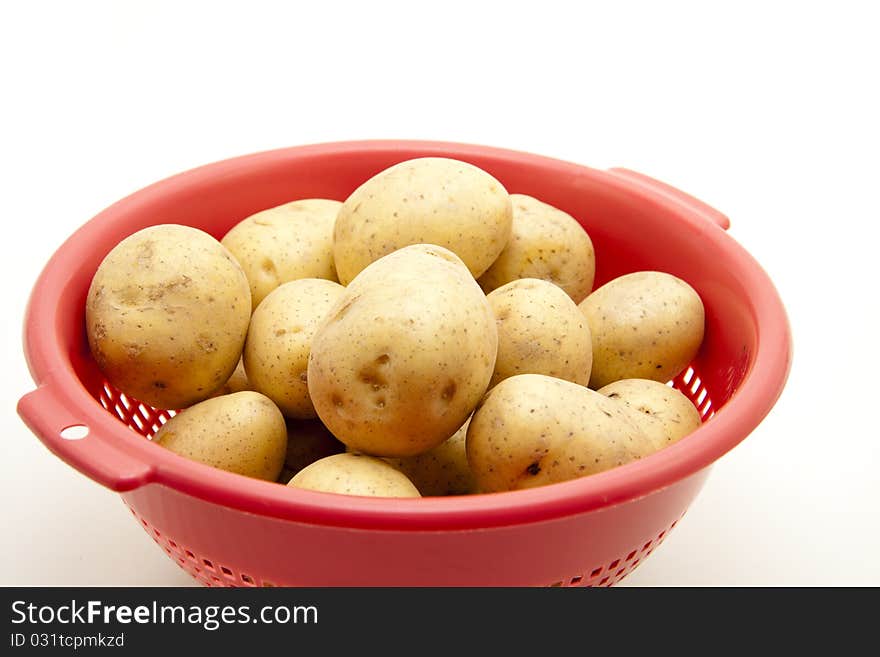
(17, 141, 791, 586)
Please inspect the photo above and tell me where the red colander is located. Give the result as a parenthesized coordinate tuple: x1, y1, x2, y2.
(17, 140, 792, 587)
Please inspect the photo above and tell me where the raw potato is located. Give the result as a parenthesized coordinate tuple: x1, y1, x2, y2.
(86, 224, 251, 410)
(210, 359, 251, 398)
(386, 418, 477, 496)
(221, 199, 341, 310)
(333, 158, 513, 284)
(466, 374, 651, 492)
(486, 278, 592, 388)
(243, 278, 345, 418)
(153, 391, 287, 481)
(598, 379, 702, 451)
(308, 245, 498, 457)
(579, 271, 705, 389)
(285, 419, 345, 474)
(479, 194, 596, 302)
(288, 453, 421, 497)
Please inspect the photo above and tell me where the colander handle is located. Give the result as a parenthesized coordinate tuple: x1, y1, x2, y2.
(607, 168, 731, 230)
(17, 381, 154, 492)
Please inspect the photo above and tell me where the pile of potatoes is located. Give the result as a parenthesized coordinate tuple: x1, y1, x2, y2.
(85, 157, 705, 498)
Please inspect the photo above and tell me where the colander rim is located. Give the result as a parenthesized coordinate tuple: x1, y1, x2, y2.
(20, 139, 793, 531)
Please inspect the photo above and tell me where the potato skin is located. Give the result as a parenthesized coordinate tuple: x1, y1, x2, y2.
(243, 278, 345, 418)
(308, 245, 498, 457)
(333, 158, 513, 284)
(153, 391, 287, 481)
(86, 224, 251, 409)
(466, 374, 651, 492)
(288, 453, 421, 497)
(579, 271, 705, 388)
(486, 278, 592, 388)
(598, 379, 702, 451)
(221, 199, 341, 310)
(386, 418, 477, 496)
(479, 194, 595, 302)
(210, 359, 251, 398)
(284, 419, 345, 474)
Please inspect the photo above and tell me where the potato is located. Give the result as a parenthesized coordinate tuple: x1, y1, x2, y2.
(598, 379, 702, 451)
(308, 244, 498, 457)
(285, 419, 345, 474)
(210, 359, 251, 398)
(288, 453, 421, 497)
(86, 224, 251, 410)
(486, 278, 592, 388)
(466, 374, 651, 492)
(579, 271, 704, 388)
(153, 391, 286, 481)
(478, 194, 595, 302)
(386, 418, 477, 496)
(243, 278, 345, 418)
(333, 158, 512, 284)
(221, 199, 341, 310)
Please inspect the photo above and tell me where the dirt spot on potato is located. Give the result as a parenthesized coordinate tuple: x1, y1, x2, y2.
(144, 275, 193, 302)
(91, 346, 107, 367)
(117, 285, 143, 306)
(136, 240, 155, 267)
(359, 367, 387, 391)
(196, 334, 217, 353)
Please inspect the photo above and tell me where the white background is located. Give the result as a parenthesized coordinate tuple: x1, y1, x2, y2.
(2, 1, 878, 586)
